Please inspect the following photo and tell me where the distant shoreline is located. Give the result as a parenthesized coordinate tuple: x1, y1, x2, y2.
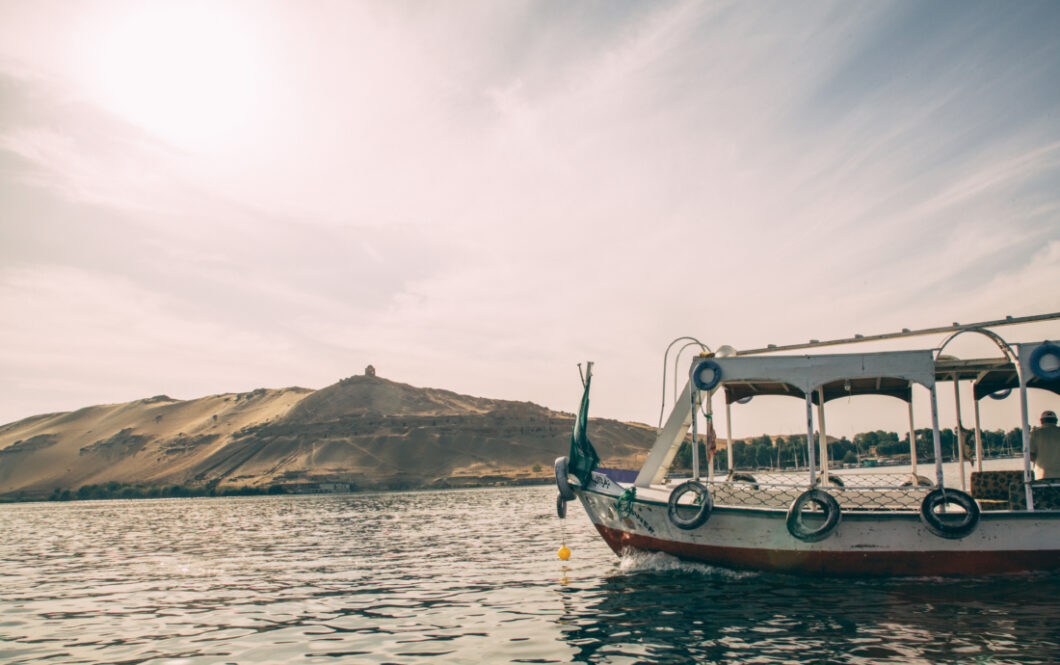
(0, 475, 558, 504)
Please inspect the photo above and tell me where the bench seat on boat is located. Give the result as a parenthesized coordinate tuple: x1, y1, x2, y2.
(970, 470, 1023, 510)
(1009, 480, 1060, 511)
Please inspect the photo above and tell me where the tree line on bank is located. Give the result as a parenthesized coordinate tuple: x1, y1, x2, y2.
(674, 427, 1027, 472)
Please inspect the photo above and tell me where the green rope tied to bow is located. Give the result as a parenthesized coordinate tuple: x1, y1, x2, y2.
(615, 487, 637, 518)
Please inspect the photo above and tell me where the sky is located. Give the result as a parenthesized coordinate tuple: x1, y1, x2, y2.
(1, 0, 1059, 439)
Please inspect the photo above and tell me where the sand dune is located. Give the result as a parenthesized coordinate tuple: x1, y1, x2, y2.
(0, 373, 655, 498)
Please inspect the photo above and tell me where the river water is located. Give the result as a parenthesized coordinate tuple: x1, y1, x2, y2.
(2, 485, 1058, 664)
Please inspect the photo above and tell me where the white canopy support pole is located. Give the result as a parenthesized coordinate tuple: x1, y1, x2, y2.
(706, 440, 714, 480)
(1019, 369, 1034, 511)
(817, 388, 828, 481)
(930, 384, 944, 488)
(953, 377, 967, 491)
(636, 380, 697, 488)
(691, 387, 700, 481)
(973, 397, 984, 473)
(707, 392, 715, 482)
(908, 400, 918, 476)
(805, 393, 816, 488)
(726, 400, 734, 475)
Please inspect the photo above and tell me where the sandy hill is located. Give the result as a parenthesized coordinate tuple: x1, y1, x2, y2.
(0, 374, 656, 498)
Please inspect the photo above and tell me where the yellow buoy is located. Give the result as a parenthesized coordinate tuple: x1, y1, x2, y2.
(558, 545, 571, 560)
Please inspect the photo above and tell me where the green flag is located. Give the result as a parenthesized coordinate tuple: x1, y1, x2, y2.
(568, 373, 600, 485)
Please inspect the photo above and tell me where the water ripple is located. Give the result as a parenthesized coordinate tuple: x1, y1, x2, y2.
(2, 487, 1058, 664)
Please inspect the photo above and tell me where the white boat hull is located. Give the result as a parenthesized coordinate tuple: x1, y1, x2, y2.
(575, 474, 1060, 577)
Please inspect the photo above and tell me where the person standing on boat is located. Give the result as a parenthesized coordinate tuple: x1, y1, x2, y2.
(1030, 410, 1060, 479)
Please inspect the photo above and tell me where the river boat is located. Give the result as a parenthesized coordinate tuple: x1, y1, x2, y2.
(555, 314, 1060, 576)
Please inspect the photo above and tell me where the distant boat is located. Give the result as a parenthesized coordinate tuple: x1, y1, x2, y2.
(556, 314, 1060, 577)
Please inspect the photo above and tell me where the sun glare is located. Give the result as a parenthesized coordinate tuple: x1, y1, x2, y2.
(88, 4, 261, 152)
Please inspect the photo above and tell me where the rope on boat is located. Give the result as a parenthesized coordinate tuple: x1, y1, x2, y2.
(557, 489, 570, 560)
(615, 487, 637, 518)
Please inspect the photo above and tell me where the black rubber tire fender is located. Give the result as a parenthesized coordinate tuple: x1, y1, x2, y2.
(667, 481, 713, 530)
(919, 488, 980, 539)
(730, 472, 759, 489)
(786, 489, 842, 542)
(815, 474, 845, 488)
(691, 359, 723, 391)
(1029, 343, 1060, 381)
(901, 474, 934, 487)
(555, 456, 575, 501)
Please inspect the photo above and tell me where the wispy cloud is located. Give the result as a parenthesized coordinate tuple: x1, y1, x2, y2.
(0, 1, 1058, 431)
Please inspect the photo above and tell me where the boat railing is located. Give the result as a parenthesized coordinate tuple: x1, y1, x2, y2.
(731, 471, 934, 489)
(701, 473, 935, 512)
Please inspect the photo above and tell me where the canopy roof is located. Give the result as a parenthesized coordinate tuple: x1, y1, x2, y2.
(713, 350, 933, 405)
(711, 347, 1060, 404)
(724, 376, 915, 404)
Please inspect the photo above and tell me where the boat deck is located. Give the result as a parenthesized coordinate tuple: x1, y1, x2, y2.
(607, 471, 1060, 513)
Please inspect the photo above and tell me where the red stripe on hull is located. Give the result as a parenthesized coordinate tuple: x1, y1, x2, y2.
(594, 523, 1060, 577)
